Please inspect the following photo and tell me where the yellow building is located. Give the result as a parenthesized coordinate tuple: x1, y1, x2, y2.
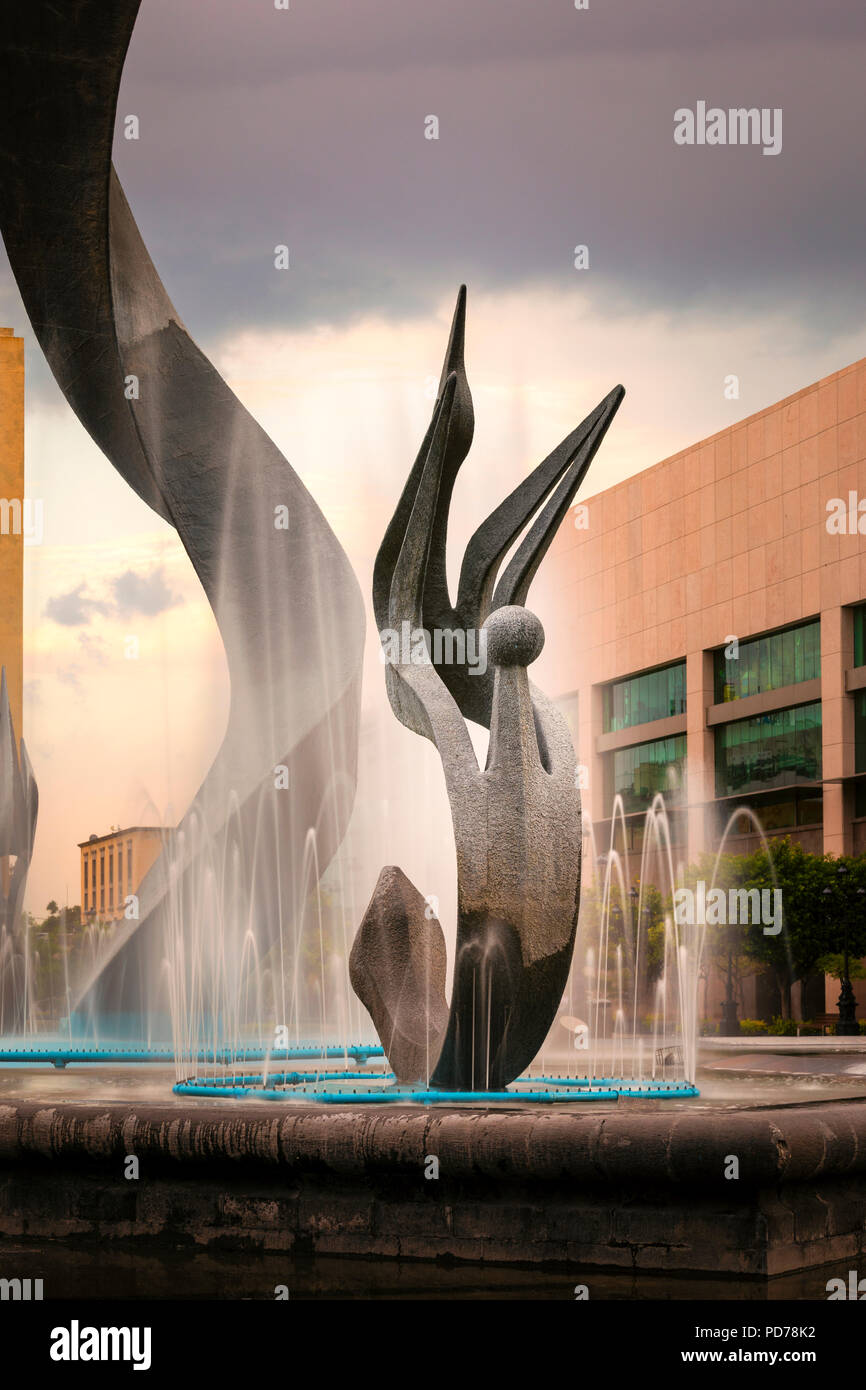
(0, 326, 24, 739)
(78, 827, 169, 922)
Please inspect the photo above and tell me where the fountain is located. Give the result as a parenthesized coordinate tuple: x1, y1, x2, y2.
(167, 290, 702, 1105)
(0, 0, 700, 1100)
(2, 0, 866, 1294)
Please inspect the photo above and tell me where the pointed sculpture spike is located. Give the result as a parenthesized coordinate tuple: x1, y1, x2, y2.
(373, 286, 473, 635)
(490, 383, 624, 610)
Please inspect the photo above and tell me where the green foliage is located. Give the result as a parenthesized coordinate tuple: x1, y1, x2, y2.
(738, 1016, 821, 1035)
(767, 1015, 799, 1036)
(26, 905, 87, 1025)
(677, 838, 866, 1018)
(816, 953, 866, 982)
(579, 878, 667, 1010)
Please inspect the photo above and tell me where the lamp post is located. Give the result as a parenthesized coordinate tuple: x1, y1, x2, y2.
(835, 863, 859, 1036)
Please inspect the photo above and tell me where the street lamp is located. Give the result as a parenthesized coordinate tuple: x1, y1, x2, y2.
(834, 864, 859, 1036)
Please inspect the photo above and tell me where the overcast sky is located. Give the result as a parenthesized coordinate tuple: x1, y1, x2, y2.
(2, 0, 865, 912)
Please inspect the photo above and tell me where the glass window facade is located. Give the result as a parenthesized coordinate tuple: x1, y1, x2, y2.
(854, 604, 866, 669)
(724, 790, 822, 836)
(714, 702, 822, 797)
(605, 733, 687, 814)
(618, 813, 686, 852)
(714, 620, 820, 703)
(602, 662, 686, 733)
(855, 691, 866, 775)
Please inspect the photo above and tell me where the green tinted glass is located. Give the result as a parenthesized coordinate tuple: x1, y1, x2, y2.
(605, 734, 687, 813)
(853, 605, 866, 669)
(602, 662, 687, 733)
(713, 620, 820, 703)
(714, 702, 822, 796)
(856, 692, 866, 774)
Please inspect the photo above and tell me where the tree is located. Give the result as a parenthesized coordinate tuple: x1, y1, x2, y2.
(670, 840, 866, 1021)
(736, 839, 866, 1019)
(817, 953, 866, 982)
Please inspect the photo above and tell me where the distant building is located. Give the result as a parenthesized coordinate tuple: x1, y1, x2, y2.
(78, 827, 169, 923)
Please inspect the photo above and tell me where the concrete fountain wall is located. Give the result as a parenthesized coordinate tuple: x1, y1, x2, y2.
(1, 1098, 865, 1278)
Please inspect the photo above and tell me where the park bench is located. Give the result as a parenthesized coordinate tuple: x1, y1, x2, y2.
(814, 1013, 841, 1036)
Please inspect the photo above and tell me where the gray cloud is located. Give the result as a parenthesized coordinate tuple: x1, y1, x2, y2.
(111, 566, 181, 617)
(56, 666, 83, 692)
(44, 585, 110, 628)
(44, 568, 182, 626)
(78, 632, 109, 665)
(4, 0, 866, 397)
(120, 0, 866, 82)
(103, 0, 866, 348)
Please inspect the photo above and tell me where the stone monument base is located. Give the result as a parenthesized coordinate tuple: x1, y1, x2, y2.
(1, 1098, 865, 1278)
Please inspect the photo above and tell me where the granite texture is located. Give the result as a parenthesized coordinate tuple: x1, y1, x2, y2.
(349, 867, 449, 1083)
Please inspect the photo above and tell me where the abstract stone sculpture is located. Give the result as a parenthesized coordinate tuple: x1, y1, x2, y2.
(357, 288, 623, 1089)
(0, 2, 364, 1031)
(349, 866, 449, 1084)
(0, 667, 38, 1032)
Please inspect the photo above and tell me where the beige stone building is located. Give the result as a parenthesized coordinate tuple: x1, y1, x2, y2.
(78, 827, 168, 924)
(549, 354, 866, 860)
(547, 356, 866, 1019)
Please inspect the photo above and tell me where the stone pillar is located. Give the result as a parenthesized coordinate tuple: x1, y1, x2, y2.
(587, 681, 606, 833)
(822, 604, 853, 857)
(686, 648, 715, 863)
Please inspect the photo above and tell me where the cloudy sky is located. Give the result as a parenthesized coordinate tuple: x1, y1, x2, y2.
(2, 0, 866, 912)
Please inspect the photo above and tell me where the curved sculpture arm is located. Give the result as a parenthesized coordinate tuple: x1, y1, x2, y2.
(0, 1, 365, 1030)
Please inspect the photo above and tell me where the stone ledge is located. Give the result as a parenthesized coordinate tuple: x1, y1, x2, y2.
(2, 1100, 866, 1274)
(1, 1098, 865, 1187)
